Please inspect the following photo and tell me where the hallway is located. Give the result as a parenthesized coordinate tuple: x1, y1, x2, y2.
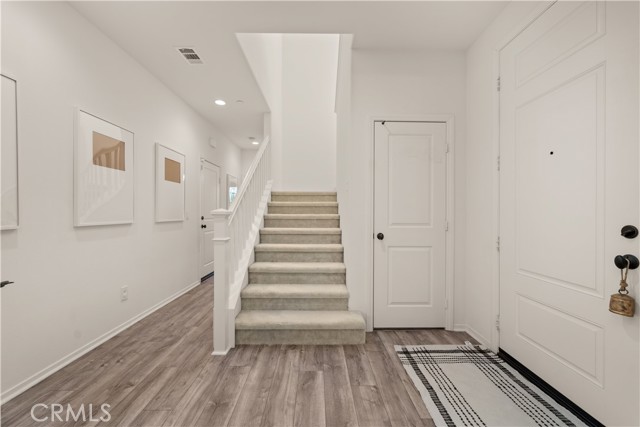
(1, 279, 475, 427)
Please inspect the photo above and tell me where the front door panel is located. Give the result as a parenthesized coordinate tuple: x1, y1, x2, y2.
(499, 2, 639, 424)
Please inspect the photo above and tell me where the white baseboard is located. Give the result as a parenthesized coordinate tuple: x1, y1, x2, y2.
(453, 323, 491, 348)
(453, 323, 467, 332)
(0, 280, 202, 404)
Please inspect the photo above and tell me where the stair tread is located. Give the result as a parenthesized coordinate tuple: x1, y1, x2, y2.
(260, 228, 341, 234)
(272, 191, 337, 196)
(255, 244, 343, 252)
(268, 201, 338, 206)
(249, 262, 346, 273)
(236, 310, 365, 330)
(264, 214, 339, 219)
(242, 284, 348, 298)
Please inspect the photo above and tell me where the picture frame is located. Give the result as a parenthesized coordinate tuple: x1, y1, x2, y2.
(1, 74, 19, 230)
(74, 109, 134, 226)
(155, 143, 186, 222)
(227, 174, 238, 208)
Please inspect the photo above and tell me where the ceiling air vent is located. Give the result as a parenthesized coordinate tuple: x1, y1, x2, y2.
(177, 47, 203, 65)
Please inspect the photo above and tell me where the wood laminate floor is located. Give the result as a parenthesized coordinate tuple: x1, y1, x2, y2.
(1, 280, 477, 427)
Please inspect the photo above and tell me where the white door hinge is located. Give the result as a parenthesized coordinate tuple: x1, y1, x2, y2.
(445, 299, 449, 309)
(495, 315, 500, 331)
(496, 236, 500, 251)
(496, 76, 501, 92)
(445, 143, 450, 154)
(445, 221, 449, 232)
(497, 155, 501, 171)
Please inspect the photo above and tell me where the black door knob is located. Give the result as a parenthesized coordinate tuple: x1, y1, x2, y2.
(615, 254, 639, 270)
(621, 225, 638, 239)
(201, 224, 207, 229)
(377, 233, 384, 240)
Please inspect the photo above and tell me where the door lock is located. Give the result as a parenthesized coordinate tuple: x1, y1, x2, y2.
(377, 233, 384, 240)
(621, 225, 638, 239)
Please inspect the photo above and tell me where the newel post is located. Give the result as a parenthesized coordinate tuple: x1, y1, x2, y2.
(211, 208, 231, 355)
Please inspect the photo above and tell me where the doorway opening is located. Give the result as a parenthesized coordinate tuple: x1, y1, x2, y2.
(200, 158, 221, 281)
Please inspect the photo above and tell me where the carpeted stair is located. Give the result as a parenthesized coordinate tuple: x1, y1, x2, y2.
(235, 191, 366, 345)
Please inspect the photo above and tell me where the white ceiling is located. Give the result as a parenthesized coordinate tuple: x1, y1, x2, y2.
(71, 1, 508, 149)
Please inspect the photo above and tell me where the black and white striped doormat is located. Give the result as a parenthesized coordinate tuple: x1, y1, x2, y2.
(395, 343, 586, 427)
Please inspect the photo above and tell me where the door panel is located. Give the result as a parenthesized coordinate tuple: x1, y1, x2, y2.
(200, 159, 220, 279)
(516, 295, 604, 384)
(374, 121, 447, 328)
(500, 2, 639, 425)
(388, 247, 433, 306)
(516, 68, 603, 295)
(388, 135, 433, 226)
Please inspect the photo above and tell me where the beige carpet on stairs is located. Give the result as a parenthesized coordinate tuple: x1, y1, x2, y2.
(236, 192, 366, 345)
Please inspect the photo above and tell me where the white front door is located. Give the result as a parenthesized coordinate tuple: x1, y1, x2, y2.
(200, 159, 220, 280)
(499, 2, 639, 425)
(374, 121, 447, 328)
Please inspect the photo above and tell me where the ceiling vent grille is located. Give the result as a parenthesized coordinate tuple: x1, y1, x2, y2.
(177, 47, 203, 65)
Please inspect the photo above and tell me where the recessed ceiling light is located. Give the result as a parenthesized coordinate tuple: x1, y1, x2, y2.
(252, 141, 259, 145)
(214, 99, 226, 106)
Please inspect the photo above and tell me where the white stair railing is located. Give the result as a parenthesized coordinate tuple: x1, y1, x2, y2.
(211, 137, 272, 355)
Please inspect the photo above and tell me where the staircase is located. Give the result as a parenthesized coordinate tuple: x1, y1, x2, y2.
(235, 191, 366, 345)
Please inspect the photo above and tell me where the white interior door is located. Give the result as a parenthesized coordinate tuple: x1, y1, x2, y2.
(499, 2, 639, 425)
(374, 121, 447, 328)
(200, 159, 220, 280)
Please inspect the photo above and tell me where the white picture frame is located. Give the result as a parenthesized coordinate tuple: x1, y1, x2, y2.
(1, 74, 19, 230)
(155, 143, 186, 222)
(74, 109, 134, 226)
(227, 173, 238, 208)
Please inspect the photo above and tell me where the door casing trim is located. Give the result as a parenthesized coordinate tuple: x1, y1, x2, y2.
(369, 114, 455, 331)
(199, 158, 221, 280)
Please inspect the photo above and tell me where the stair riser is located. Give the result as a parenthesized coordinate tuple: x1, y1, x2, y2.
(264, 218, 339, 228)
(236, 329, 365, 345)
(268, 206, 338, 214)
(255, 251, 343, 263)
(260, 234, 341, 244)
(241, 298, 348, 310)
(249, 272, 346, 285)
(271, 195, 337, 202)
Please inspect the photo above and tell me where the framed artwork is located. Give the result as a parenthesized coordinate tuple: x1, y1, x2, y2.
(155, 143, 185, 222)
(227, 174, 238, 208)
(74, 109, 134, 226)
(1, 75, 19, 230)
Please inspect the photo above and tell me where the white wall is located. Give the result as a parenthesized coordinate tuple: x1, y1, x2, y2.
(335, 34, 353, 254)
(281, 34, 339, 191)
(344, 49, 466, 330)
(238, 33, 339, 191)
(464, 2, 545, 347)
(236, 33, 284, 189)
(240, 149, 257, 182)
(0, 1, 242, 400)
